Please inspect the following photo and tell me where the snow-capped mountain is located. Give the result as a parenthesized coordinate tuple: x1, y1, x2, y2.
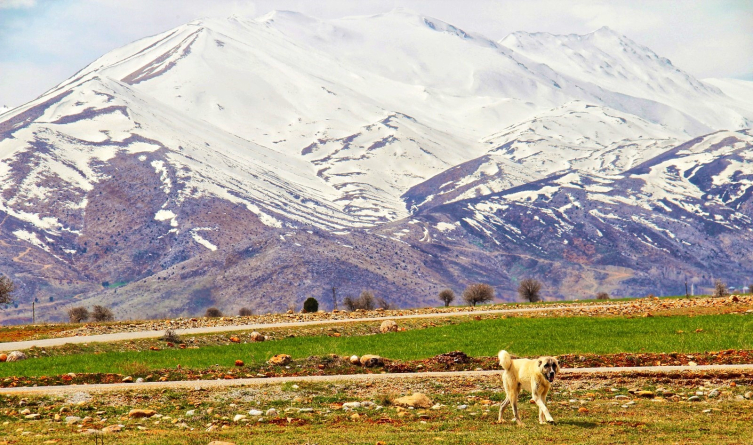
(404, 101, 684, 211)
(0, 10, 751, 322)
(403, 130, 753, 298)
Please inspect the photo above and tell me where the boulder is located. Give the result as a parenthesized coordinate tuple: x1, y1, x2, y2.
(128, 409, 157, 418)
(249, 332, 265, 342)
(6, 351, 27, 362)
(380, 320, 398, 333)
(0, 353, 6, 362)
(121, 376, 133, 383)
(268, 354, 292, 366)
(359, 355, 384, 367)
(393, 393, 433, 409)
(349, 355, 360, 365)
(101, 424, 123, 433)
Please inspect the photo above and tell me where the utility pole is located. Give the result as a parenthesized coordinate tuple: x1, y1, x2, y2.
(332, 286, 338, 311)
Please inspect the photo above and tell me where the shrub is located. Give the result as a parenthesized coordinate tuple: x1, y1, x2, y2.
(375, 297, 393, 310)
(91, 305, 114, 322)
(518, 278, 542, 302)
(713, 280, 729, 298)
(463, 283, 495, 306)
(67, 306, 90, 323)
(596, 292, 610, 300)
(205, 307, 223, 318)
(439, 289, 455, 307)
(303, 297, 319, 313)
(0, 275, 15, 305)
(162, 328, 181, 343)
(343, 291, 378, 311)
(238, 307, 254, 316)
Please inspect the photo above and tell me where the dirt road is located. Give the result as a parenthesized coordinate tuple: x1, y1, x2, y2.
(0, 304, 617, 352)
(2, 363, 751, 396)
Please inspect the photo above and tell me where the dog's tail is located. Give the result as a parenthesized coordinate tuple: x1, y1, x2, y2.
(498, 350, 512, 370)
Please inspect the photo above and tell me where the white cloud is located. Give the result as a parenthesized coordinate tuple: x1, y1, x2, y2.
(0, 0, 36, 9)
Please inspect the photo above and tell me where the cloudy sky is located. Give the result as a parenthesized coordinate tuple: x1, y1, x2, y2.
(1, 0, 751, 108)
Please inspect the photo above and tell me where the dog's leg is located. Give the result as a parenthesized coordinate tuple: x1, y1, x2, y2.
(497, 397, 510, 423)
(510, 396, 523, 426)
(532, 383, 554, 424)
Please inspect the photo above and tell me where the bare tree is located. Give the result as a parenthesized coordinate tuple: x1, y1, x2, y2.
(375, 297, 393, 310)
(713, 280, 729, 298)
(0, 275, 15, 305)
(343, 291, 380, 311)
(596, 292, 610, 300)
(67, 306, 90, 323)
(91, 305, 114, 322)
(463, 283, 495, 307)
(359, 291, 376, 310)
(749, 284, 753, 295)
(439, 289, 455, 307)
(239, 307, 254, 316)
(518, 278, 542, 302)
(343, 296, 356, 311)
(205, 307, 223, 317)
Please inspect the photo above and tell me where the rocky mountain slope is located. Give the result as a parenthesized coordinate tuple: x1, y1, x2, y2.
(0, 10, 752, 322)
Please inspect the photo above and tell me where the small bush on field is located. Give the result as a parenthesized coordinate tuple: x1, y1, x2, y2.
(162, 328, 181, 343)
(67, 306, 89, 323)
(518, 278, 542, 302)
(713, 280, 729, 298)
(91, 305, 114, 322)
(596, 292, 610, 300)
(344, 291, 382, 311)
(463, 283, 494, 306)
(238, 307, 253, 316)
(303, 297, 319, 313)
(205, 307, 223, 318)
(375, 297, 393, 310)
(439, 289, 455, 307)
(374, 392, 397, 406)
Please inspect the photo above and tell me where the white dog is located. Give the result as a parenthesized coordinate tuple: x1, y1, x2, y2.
(497, 350, 559, 425)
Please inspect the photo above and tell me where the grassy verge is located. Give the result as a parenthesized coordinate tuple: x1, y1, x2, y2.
(1, 312, 752, 378)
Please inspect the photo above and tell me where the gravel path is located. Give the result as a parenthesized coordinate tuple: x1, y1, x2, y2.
(0, 304, 617, 352)
(2, 364, 752, 396)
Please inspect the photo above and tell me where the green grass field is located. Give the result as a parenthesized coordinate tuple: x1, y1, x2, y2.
(2, 312, 752, 378)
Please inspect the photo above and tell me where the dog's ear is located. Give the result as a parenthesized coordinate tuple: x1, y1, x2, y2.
(538, 359, 542, 366)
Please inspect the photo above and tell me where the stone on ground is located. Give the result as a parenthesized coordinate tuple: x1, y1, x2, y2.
(268, 354, 292, 366)
(393, 393, 433, 409)
(128, 409, 157, 418)
(6, 351, 27, 362)
(380, 319, 398, 333)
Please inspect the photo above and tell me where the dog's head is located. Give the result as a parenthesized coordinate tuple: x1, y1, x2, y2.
(537, 357, 559, 383)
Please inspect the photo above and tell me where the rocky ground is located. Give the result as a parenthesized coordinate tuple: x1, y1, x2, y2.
(0, 370, 752, 444)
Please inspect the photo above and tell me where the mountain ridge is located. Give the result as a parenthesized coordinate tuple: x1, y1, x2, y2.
(0, 10, 751, 323)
